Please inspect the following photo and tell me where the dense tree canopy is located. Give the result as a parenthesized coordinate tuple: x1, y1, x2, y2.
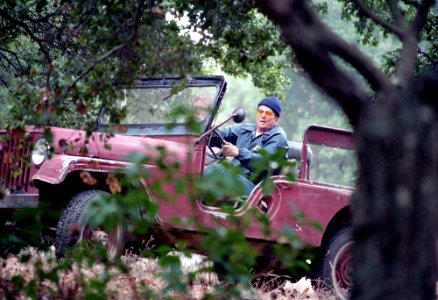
(0, 0, 291, 129)
(1, 0, 437, 299)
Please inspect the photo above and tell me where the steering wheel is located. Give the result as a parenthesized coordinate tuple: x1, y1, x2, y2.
(198, 108, 244, 164)
(206, 130, 225, 161)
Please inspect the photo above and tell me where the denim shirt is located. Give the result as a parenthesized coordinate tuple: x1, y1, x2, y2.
(209, 123, 289, 181)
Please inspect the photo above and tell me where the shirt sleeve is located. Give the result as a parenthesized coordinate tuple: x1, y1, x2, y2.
(208, 125, 241, 148)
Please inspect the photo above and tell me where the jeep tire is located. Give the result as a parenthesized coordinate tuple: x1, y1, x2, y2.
(55, 190, 126, 258)
(317, 227, 352, 300)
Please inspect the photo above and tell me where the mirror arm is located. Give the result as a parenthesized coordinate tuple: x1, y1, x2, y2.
(195, 114, 236, 144)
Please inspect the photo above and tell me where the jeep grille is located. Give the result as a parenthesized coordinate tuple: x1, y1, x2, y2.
(0, 134, 32, 193)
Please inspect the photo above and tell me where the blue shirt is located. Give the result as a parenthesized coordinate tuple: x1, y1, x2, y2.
(210, 123, 289, 181)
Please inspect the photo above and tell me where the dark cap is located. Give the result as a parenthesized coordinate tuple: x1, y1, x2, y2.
(258, 96, 282, 117)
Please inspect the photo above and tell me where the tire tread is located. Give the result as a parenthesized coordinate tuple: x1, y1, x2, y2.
(55, 190, 104, 257)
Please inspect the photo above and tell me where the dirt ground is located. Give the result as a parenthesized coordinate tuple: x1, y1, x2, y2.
(0, 248, 336, 299)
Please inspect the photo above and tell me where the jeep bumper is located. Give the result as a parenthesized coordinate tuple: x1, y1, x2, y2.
(0, 194, 39, 208)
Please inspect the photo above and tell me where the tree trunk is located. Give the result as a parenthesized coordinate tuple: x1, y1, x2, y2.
(352, 68, 438, 299)
(255, 1, 437, 297)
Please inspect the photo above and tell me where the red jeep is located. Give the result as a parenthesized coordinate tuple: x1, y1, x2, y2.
(0, 76, 355, 298)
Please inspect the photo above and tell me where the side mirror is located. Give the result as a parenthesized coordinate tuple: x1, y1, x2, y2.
(232, 107, 246, 123)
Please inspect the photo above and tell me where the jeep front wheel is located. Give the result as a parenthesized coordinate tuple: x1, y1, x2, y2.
(55, 190, 126, 258)
(317, 227, 353, 300)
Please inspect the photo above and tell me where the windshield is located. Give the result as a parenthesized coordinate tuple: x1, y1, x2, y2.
(97, 76, 226, 135)
(103, 86, 217, 125)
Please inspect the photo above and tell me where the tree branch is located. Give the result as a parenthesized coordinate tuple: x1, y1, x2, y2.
(0, 74, 9, 89)
(418, 47, 437, 64)
(0, 47, 24, 75)
(23, 12, 61, 23)
(0, 52, 20, 74)
(60, 41, 132, 102)
(255, 0, 398, 126)
(0, 9, 52, 65)
(0, 8, 53, 90)
(352, 0, 404, 37)
(322, 28, 394, 100)
(411, 0, 434, 34)
(387, 0, 405, 27)
(396, 0, 435, 86)
(59, 0, 145, 100)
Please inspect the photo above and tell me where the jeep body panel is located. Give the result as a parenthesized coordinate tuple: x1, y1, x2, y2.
(188, 179, 350, 246)
(150, 124, 354, 248)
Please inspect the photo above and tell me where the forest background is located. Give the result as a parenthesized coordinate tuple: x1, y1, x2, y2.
(0, 1, 398, 137)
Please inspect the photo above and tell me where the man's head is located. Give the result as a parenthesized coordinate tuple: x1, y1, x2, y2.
(256, 96, 281, 132)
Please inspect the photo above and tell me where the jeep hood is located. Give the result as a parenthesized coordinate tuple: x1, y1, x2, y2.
(48, 127, 193, 171)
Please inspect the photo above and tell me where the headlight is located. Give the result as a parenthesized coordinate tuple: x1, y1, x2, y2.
(32, 139, 50, 167)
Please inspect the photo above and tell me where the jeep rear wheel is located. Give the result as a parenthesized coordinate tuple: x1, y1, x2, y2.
(317, 227, 352, 299)
(55, 190, 126, 258)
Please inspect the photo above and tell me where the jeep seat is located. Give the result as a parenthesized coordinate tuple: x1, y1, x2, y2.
(285, 141, 313, 175)
(288, 141, 312, 164)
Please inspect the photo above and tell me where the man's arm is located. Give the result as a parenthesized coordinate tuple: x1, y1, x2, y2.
(208, 125, 240, 148)
(235, 133, 288, 171)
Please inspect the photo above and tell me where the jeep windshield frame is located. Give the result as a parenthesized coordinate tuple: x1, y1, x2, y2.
(97, 75, 226, 136)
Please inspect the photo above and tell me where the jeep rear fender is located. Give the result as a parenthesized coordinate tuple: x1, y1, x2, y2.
(32, 155, 131, 185)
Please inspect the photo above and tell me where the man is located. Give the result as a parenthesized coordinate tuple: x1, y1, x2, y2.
(205, 96, 289, 196)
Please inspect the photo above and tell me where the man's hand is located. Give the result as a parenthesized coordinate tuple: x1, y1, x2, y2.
(222, 142, 239, 157)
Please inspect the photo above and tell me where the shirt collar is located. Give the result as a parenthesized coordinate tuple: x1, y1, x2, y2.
(242, 123, 278, 135)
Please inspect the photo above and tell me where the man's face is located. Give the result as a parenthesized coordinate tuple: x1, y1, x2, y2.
(256, 105, 278, 132)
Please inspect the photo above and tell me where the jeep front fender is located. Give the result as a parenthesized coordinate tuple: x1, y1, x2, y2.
(32, 155, 131, 185)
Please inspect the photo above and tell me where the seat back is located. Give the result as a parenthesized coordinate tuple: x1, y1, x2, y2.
(288, 141, 312, 164)
(285, 141, 312, 176)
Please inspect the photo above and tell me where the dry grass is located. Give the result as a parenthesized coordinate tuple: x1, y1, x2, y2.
(0, 248, 335, 299)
